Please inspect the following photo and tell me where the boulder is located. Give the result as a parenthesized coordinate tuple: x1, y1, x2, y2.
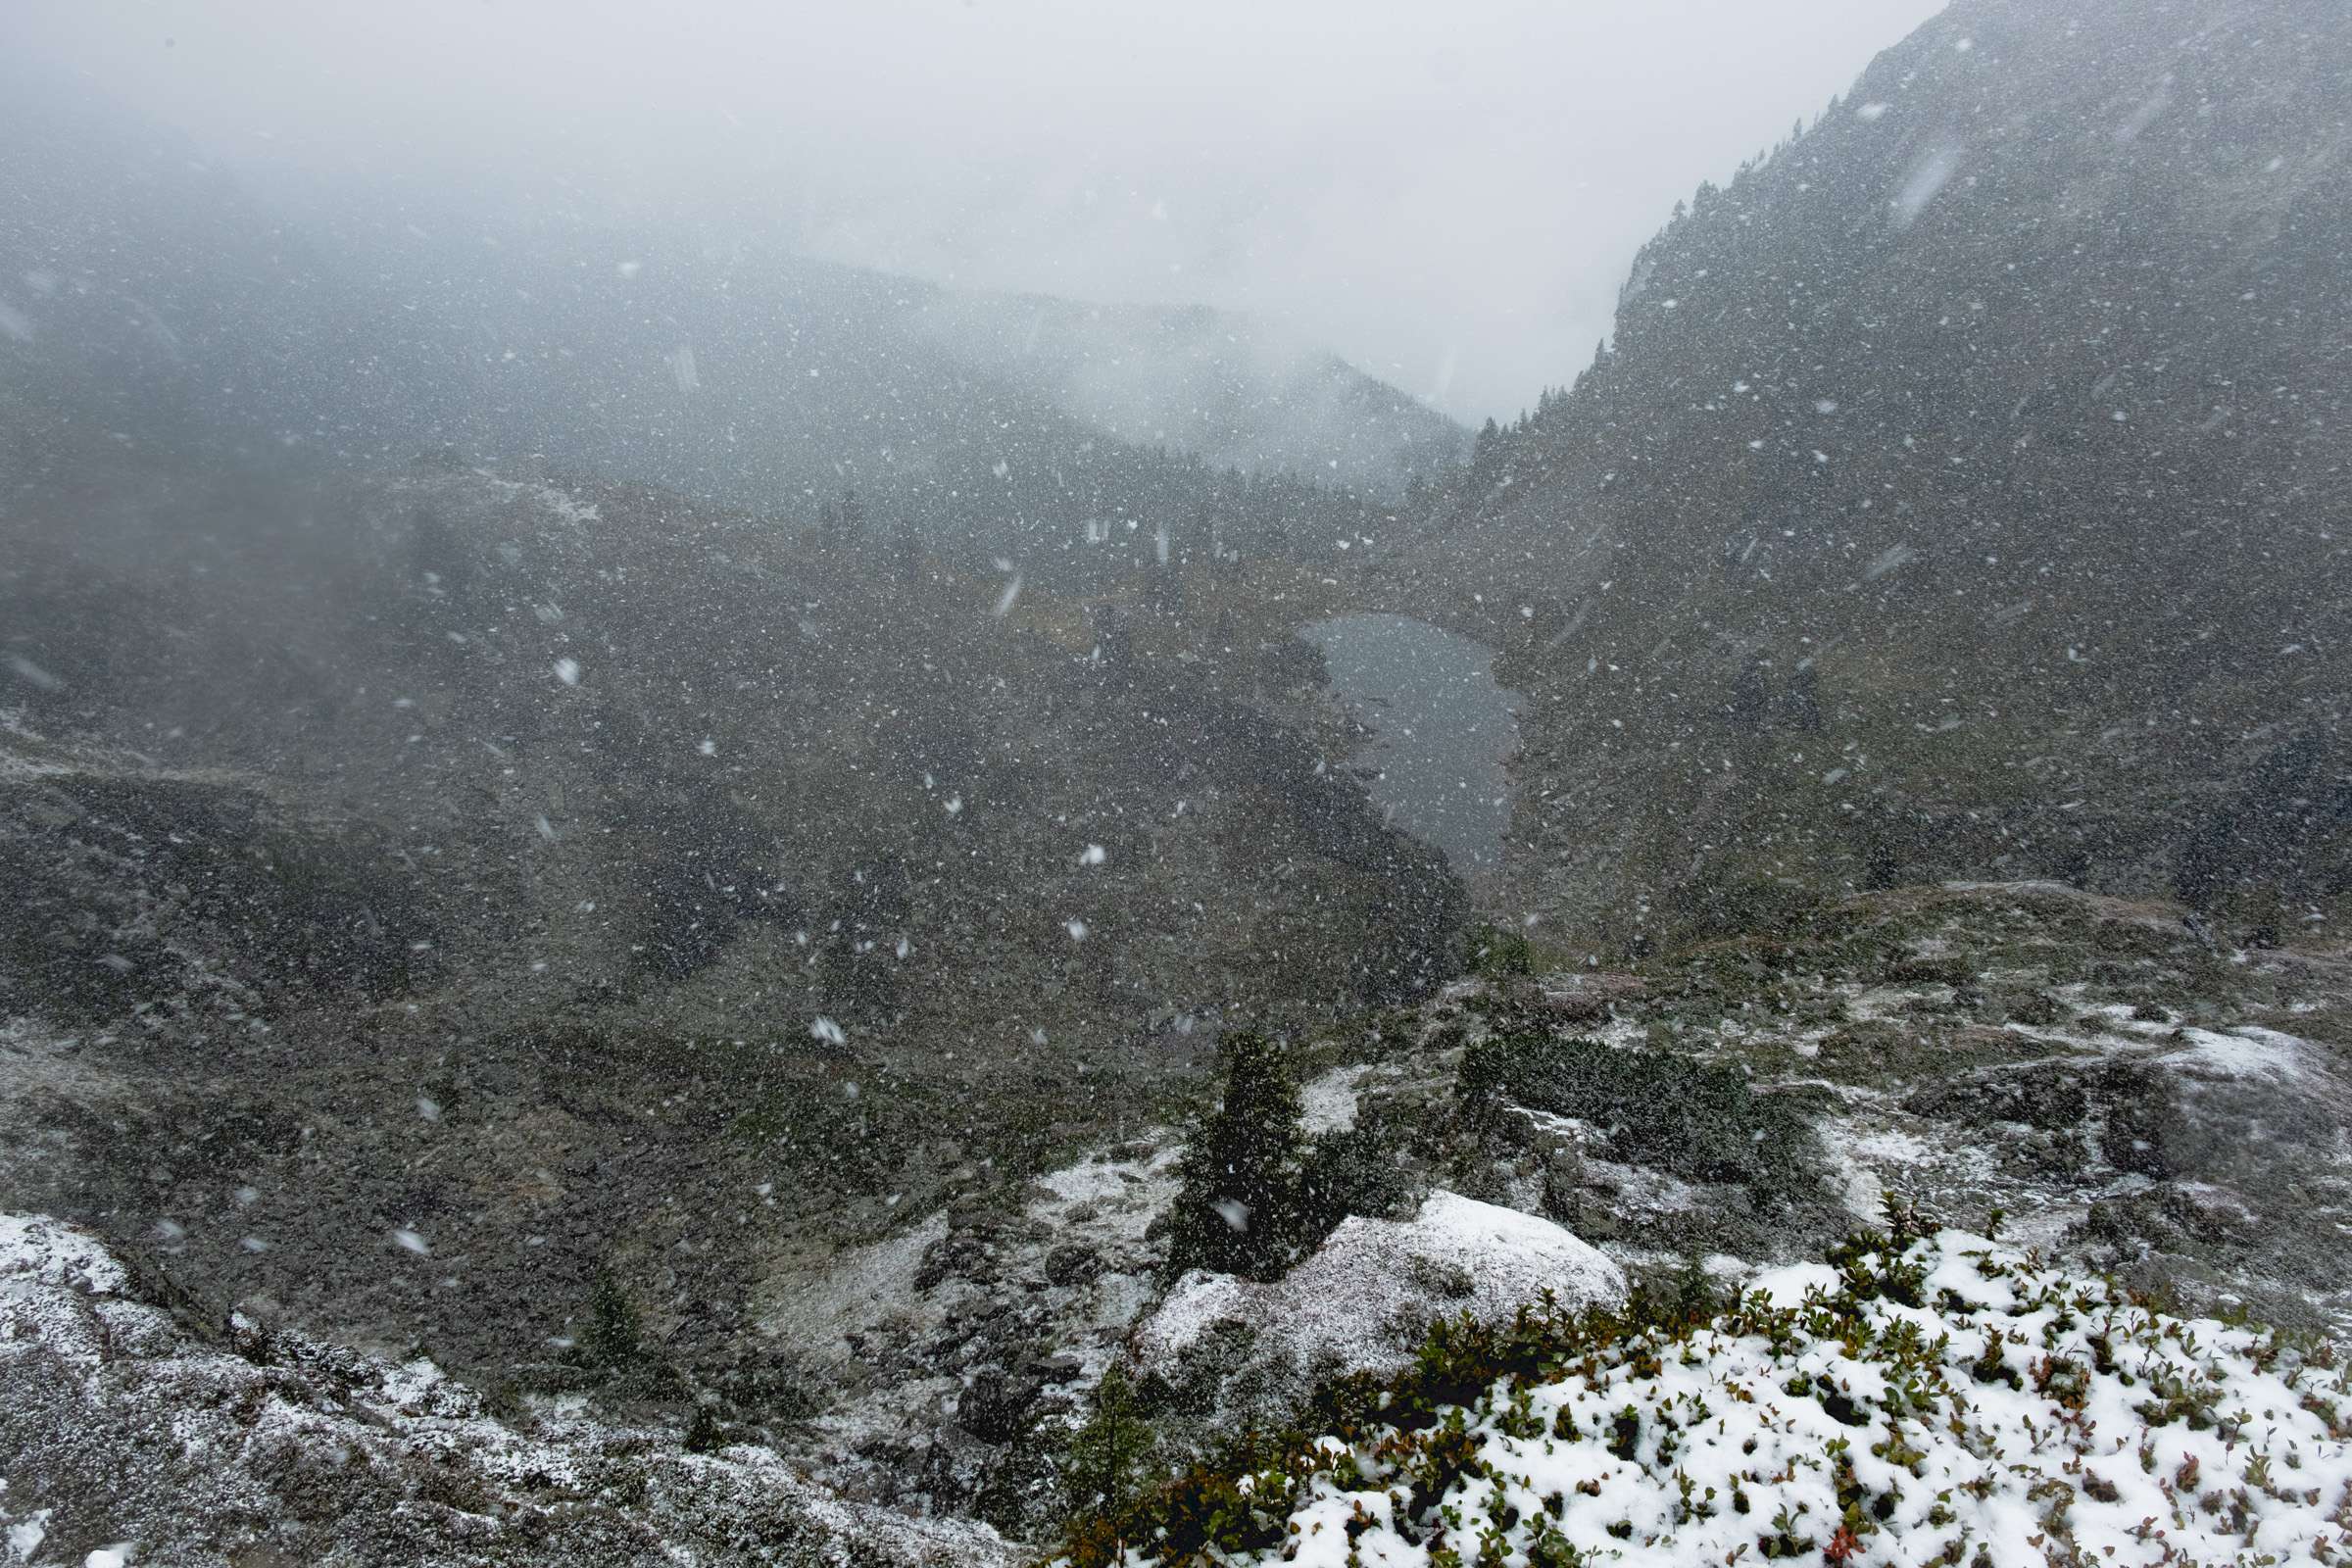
(1138, 1191, 1625, 1377)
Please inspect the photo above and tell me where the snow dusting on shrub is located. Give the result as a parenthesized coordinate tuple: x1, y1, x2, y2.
(1065, 1219, 2352, 1567)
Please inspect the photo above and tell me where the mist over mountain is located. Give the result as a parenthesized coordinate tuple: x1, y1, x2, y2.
(1, 70, 1454, 583)
(907, 287, 1464, 490)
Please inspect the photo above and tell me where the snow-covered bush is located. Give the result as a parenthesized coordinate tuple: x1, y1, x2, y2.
(1061, 1209, 2351, 1567)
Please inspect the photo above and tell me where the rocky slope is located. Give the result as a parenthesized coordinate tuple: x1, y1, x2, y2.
(0, 1213, 1008, 1568)
(10, 866, 2345, 1561)
(1382, 0, 2352, 952)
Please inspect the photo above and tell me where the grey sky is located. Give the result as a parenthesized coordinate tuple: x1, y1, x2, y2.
(12, 0, 1941, 421)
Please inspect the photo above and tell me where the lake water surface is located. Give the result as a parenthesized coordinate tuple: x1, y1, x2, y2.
(1303, 613, 1522, 875)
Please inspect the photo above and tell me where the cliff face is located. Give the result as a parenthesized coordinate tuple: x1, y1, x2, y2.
(1396, 0, 2352, 950)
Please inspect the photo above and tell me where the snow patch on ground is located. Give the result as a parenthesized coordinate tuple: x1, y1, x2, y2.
(531, 484, 603, 526)
(0, 724, 251, 790)
(0, 1213, 126, 1297)
(1745, 1258, 1840, 1306)
(2173, 1024, 2315, 1084)
(1029, 1136, 1183, 1222)
(762, 1131, 1192, 1509)
(1298, 1065, 1368, 1135)
(464, 466, 604, 526)
(0, 751, 74, 783)
(759, 1213, 949, 1372)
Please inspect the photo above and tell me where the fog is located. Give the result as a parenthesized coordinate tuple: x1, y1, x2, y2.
(10, 0, 1938, 420)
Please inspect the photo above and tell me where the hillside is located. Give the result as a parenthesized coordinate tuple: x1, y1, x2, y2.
(320, 225, 1448, 575)
(0, 59, 1483, 1558)
(1383, 0, 2352, 951)
(12, 846, 2352, 1562)
(0, 446, 1464, 1534)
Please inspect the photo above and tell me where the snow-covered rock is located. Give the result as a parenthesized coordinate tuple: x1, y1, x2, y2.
(1140, 1191, 1627, 1377)
(0, 1212, 1009, 1568)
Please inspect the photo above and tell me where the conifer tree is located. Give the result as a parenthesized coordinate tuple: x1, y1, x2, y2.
(1165, 1031, 1304, 1280)
(1064, 1362, 1152, 1520)
(579, 1268, 643, 1370)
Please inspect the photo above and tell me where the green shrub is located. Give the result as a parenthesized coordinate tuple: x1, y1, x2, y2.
(1455, 1031, 1818, 1206)
(1297, 1118, 1413, 1237)
(1166, 1034, 1416, 1285)
(1064, 1363, 1156, 1521)
(578, 1268, 644, 1370)
(1466, 923, 1534, 977)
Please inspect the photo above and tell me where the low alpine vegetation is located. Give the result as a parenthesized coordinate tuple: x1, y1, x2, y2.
(1456, 1029, 1821, 1209)
(1058, 1204, 2352, 1566)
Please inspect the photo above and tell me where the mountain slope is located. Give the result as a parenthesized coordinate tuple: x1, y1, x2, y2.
(319, 223, 1436, 569)
(1388, 0, 2352, 950)
(0, 446, 1462, 1512)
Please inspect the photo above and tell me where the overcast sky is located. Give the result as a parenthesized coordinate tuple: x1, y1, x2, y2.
(13, 0, 1941, 421)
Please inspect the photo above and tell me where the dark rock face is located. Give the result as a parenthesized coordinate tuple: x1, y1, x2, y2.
(1042, 1243, 1101, 1288)
(957, 1367, 1046, 1445)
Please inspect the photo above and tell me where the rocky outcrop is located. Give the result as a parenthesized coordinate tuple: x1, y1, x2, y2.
(0, 1213, 1007, 1568)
